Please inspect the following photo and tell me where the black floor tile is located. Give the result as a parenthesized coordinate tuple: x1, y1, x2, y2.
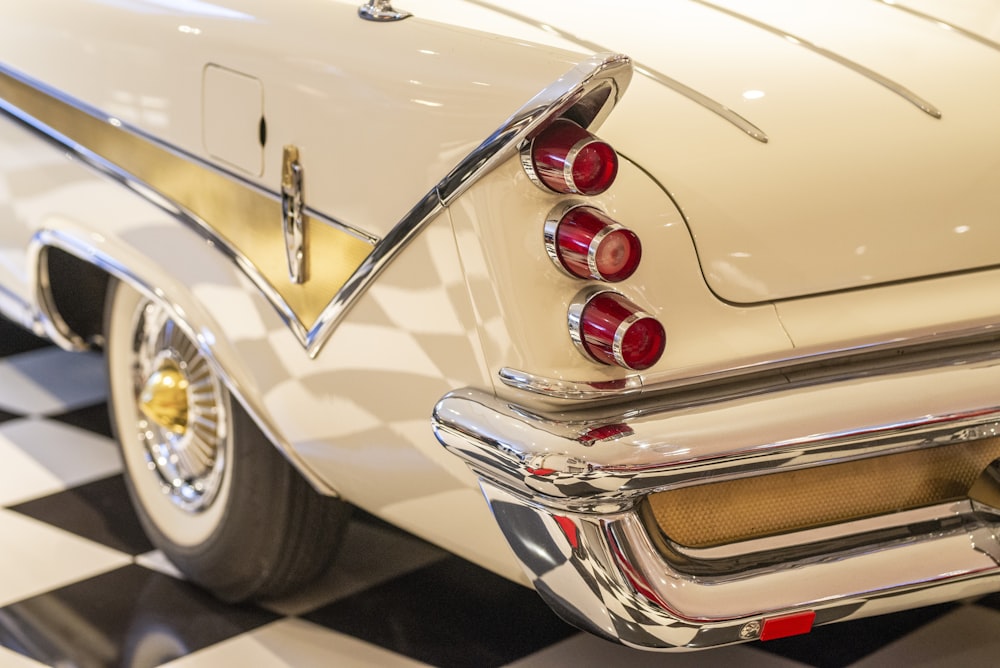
(971, 591, 1000, 612)
(50, 401, 113, 438)
(304, 556, 577, 668)
(0, 564, 280, 667)
(0, 318, 49, 356)
(752, 602, 959, 668)
(9, 475, 154, 556)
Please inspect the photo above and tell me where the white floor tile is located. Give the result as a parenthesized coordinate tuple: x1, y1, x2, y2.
(161, 618, 431, 668)
(0, 509, 130, 607)
(0, 348, 105, 416)
(0, 647, 49, 668)
(0, 418, 120, 505)
(506, 632, 812, 668)
(135, 550, 184, 580)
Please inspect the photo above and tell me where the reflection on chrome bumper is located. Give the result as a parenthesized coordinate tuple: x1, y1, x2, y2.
(433, 351, 1000, 650)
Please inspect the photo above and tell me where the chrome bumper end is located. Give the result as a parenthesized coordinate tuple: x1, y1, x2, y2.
(433, 352, 1000, 649)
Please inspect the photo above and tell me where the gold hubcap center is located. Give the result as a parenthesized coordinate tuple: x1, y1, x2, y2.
(139, 359, 189, 435)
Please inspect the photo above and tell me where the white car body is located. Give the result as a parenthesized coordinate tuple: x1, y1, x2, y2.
(2, 0, 1000, 650)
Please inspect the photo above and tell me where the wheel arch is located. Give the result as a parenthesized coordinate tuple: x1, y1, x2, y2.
(28, 224, 340, 498)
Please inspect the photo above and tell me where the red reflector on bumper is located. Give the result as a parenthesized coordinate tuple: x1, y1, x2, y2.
(760, 611, 816, 641)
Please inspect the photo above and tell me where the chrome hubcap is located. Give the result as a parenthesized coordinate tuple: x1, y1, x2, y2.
(132, 301, 227, 513)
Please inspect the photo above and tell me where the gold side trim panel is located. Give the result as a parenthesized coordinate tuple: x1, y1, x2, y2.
(2, 54, 634, 356)
(0, 67, 374, 337)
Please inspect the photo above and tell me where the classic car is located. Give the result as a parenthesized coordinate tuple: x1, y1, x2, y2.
(1, 0, 1000, 652)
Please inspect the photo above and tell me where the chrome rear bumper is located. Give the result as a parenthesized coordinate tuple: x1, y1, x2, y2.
(433, 349, 1000, 649)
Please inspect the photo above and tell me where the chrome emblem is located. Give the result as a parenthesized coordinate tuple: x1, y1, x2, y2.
(359, 0, 412, 21)
(281, 145, 307, 284)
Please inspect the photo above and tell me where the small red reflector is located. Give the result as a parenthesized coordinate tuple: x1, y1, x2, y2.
(578, 423, 634, 445)
(553, 515, 580, 549)
(546, 205, 641, 282)
(524, 119, 618, 195)
(571, 291, 665, 371)
(760, 612, 816, 641)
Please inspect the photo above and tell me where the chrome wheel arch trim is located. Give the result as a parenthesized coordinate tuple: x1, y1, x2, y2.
(27, 227, 340, 497)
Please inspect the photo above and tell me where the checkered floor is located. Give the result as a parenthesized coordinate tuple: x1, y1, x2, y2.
(3, 317, 1000, 667)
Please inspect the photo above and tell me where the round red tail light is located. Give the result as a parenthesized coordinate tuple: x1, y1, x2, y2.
(522, 119, 618, 196)
(545, 204, 641, 282)
(570, 291, 665, 371)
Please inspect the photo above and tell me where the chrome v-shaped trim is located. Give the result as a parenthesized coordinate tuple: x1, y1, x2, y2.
(693, 0, 942, 119)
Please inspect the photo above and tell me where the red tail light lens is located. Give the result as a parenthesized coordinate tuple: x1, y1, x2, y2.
(570, 291, 665, 371)
(545, 205, 641, 282)
(522, 119, 618, 195)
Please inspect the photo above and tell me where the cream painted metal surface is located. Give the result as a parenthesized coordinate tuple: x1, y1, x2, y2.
(418, 0, 1000, 303)
(2, 0, 1000, 651)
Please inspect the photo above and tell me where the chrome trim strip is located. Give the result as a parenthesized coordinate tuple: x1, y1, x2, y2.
(693, 0, 942, 119)
(461, 0, 769, 142)
(27, 228, 338, 496)
(876, 0, 1000, 53)
(503, 316, 1000, 400)
(498, 367, 644, 399)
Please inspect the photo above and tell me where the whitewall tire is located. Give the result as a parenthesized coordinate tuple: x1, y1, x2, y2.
(105, 280, 349, 601)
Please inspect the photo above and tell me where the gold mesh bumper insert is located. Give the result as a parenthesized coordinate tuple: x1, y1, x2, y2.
(646, 437, 1000, 548)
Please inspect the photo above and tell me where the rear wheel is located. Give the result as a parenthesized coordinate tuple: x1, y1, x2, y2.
(105, 280, 349, 601)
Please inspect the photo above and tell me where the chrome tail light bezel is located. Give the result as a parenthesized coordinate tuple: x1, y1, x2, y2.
(520, 118, 619, 196)
(544, 201, 642, 283)
(569, 287, 666, 371)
